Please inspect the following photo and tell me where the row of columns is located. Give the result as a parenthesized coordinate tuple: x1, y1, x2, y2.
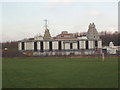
(18, 40, 102, 51)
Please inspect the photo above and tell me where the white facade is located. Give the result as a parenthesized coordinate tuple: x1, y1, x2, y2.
(24, 42, 27, 50)
(73, 43, 77, 49)
(107, 48, 117, 54)
(19, 40, 102, 51)
(18, 42, 22, 50)
(26, 42, 34, 50)
(18, 39, 102, 56)
(65, 43, 70, 50)
(43, 41, 49, 50)
(98, 40, 102, 48)
(37, 42, 40, 50)
(52, 41, 58, 50)
(89, 40, 95, 49)
(80, 41, 85, 49)
(61, 41, 64, 50)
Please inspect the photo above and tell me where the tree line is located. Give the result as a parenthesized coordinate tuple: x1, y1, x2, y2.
(99, 31, 120, 46)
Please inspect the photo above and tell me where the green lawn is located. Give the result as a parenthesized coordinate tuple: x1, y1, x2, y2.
(2, 56, 118, 88)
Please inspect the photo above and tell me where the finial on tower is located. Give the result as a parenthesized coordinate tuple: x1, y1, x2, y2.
(89, 22, 95, 28)
(44, 19, 48, 29)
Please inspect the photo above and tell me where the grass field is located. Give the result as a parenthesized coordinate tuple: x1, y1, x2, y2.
(3, 56, 118, 88)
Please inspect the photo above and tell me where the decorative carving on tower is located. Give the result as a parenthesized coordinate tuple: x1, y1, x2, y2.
(43, 19, 52, 40)
(86, 23, 100, 40)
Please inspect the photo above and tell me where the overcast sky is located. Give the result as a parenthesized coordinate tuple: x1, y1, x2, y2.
(1, 0, 118, 42)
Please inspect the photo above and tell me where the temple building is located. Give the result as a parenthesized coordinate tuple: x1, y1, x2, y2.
(18, 21, 102, 56)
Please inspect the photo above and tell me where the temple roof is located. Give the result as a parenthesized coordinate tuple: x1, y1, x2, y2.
(54, 37, 77, 40)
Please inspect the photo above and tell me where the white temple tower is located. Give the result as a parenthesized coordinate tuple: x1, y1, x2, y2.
(43, 20, 52, 40)
(86, 23, 100, 40)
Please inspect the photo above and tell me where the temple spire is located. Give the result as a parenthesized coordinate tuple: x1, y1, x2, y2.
(43, 19, 52, 40)
(44, 19, 48, 29)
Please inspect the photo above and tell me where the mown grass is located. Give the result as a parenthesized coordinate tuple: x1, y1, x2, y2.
(2, 56, 118, 88)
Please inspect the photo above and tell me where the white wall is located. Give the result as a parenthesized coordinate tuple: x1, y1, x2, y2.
(80, 41, 85, 49)
(26, 42, 34, 50)
(52, 41, 58, 50)
(65, 43, 70, 50)
(89, 41, 94, 49)
(24, 42, 27, 50)
(107, 48, 117, 54)
(98, 40, 102, 48)
(43, 41, 49, 50)
(37, 42, 40, 50)
(19, 39, 102, 51)
(18, 42, 21, 50)
(61, 41, 64, 50)
(73, 43, 77, 49)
